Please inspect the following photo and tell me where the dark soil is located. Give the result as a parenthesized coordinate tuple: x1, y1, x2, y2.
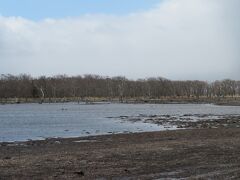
(1, 128, 240, 179)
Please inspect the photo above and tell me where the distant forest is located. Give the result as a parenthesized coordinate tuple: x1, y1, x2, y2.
(0, 74, 239, 100)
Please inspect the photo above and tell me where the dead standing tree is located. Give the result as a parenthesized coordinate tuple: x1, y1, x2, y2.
(115, 77, 126, 103)
(39, 86, 45, 103)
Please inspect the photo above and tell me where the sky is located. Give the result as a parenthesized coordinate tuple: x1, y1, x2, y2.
(0, 0, 239, 80)
(0, 0, 161, 20)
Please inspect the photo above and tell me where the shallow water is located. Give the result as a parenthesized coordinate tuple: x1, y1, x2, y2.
(0, 103, 239, 142)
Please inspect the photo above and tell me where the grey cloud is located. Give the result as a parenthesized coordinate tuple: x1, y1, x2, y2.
(0, 0, 239, 80)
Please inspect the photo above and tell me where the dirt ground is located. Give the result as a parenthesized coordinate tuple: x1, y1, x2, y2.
(1, 128, 240, 179)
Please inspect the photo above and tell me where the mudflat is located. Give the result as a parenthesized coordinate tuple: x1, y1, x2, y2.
(0, 128, 240, 179)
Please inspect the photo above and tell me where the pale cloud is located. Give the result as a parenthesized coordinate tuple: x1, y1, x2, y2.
(0, 0, 239, 80)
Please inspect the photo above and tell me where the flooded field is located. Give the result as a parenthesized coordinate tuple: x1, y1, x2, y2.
(0, 103, 239, 142)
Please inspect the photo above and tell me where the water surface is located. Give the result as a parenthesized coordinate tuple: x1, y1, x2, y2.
(0, 103, 239, 142)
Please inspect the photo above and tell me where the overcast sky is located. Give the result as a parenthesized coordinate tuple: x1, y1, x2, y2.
(0, 0, 239, 80)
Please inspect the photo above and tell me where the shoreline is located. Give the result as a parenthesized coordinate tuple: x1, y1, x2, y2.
(2, 113, 240, 143)
(1, 97, 240, 106)
(1, 128, 240, 179)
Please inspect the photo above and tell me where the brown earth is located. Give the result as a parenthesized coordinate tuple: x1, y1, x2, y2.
(1, 128, 240, 179)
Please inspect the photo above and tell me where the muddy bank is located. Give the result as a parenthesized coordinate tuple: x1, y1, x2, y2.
(1, 128, 240, 179)
(109, 114, 240, 129)
(1, 97, 240, 106)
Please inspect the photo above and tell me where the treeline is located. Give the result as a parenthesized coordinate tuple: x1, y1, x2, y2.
(0, 74, 239, 100)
